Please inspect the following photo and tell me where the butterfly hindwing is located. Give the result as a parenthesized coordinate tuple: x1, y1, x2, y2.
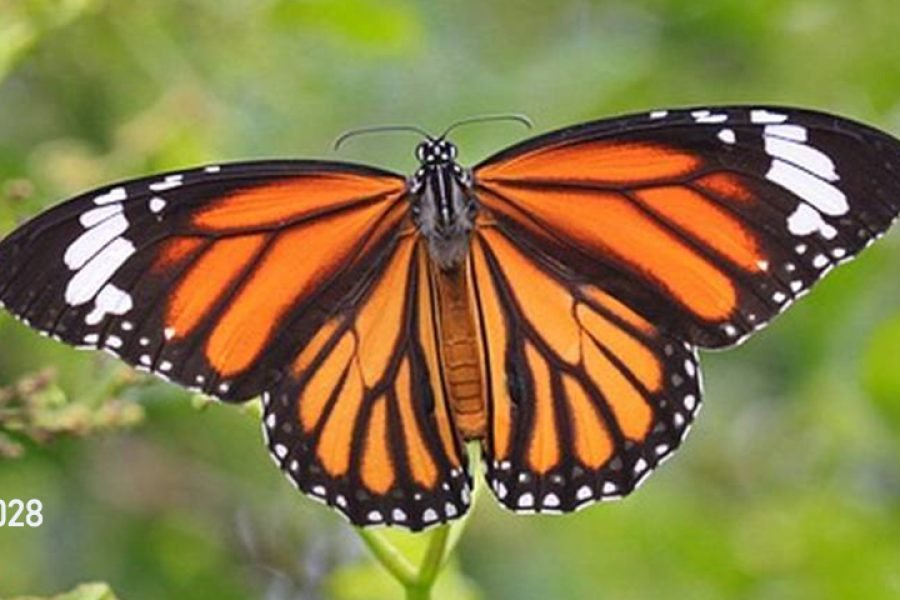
(475, 106, 900, 348)
(263, 237, 471, 530)
(471, 225, 701, 512)
(0, 161, 408, 401)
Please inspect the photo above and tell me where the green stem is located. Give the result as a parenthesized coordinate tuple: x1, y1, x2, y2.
(356, 527, 418, 587)
(356, 441, 485, 599)
(409, 525, 451, 597)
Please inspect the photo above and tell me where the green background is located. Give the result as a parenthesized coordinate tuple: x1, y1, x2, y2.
(1, 1, 899, 598)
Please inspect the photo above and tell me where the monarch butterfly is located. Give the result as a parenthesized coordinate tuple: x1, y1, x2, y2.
(1, 106, 898, 531)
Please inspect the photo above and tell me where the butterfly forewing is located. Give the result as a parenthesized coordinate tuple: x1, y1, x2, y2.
(0, 161, 407, 400)
(474, 107, 900, 348)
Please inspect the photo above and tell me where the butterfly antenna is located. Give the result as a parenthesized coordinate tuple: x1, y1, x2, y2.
(333, 124, 434, 151)
(440, 113, 533, 139)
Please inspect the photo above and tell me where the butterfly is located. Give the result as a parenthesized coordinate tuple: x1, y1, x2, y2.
(1, 106, 899, 530)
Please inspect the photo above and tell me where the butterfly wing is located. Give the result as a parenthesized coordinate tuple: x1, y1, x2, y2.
(0, 161, 409, 401)
(475, 106, 900, 348)
(471, 225, 700, 512)
(264, 237, 471, 529)
(471, 106, 900, 512)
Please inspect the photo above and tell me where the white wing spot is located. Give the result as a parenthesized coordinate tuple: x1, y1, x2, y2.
(718, 128, 736, 144)
(84, 283, 134, 326)
(423, 508, 438, 523)
(542, 493, 560, 508)
(93, 187, 127, 205)
(518, 493, 535, 509)
(392, 508, 407, 522)
(812, 254, 829, 268)
(764, 124, 807, 141)
(684, 359, 696, 377)
(274, 444, 288, 459)
(65, 211, 129, 270)
(692, 109, 728, 123)
(497, 481, 508, 499)
(786, 204, 838, 239)
(149, 174, 184, 192)
(767, 159, 848, 216)
(149, 197, 167, 214)
(65, 237, 135, 307)
(750, 109, 788, 124)
(764, 134, 838, 182)
(576, 485, 592, 501)
(366, 510, 383, 523)
(684, 394, 697, 411)
(79, 204, 123, 228)
(649, 110, 668, 119)
(602, 481, 618, 495)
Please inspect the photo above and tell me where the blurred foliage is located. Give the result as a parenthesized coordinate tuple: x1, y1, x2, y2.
(0, 368, 144, 459)
(1, 1, 899, 599)
(9, 582, 120, 600)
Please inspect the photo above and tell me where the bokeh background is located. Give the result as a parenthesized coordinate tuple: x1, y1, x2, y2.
(1, 1, 900, 599)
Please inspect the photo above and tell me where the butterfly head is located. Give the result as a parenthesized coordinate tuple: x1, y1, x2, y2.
(415, 138, 458, 165)
(410, 138, 477, 270)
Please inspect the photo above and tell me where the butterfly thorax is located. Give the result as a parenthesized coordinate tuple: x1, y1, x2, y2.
(409, 139, 477, 270)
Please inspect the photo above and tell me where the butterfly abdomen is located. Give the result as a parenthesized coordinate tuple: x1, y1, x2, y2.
(431, 263, 486, 439)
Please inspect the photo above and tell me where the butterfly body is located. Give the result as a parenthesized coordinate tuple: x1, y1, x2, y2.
(410, 139, 476, 269)
(431, 262, 486, 439)
(2, 106, 899, 530)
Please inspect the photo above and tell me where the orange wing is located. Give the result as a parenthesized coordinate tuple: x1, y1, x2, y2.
(263, 236, 470, 530)
(469, 106, 900, 512)
(471, 225, 700, 512)
(475, 107, 900, 348)
(0, 161, 407, 401)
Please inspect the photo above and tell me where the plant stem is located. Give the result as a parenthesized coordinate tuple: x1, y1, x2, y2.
(356, 441, 485, 599)
(356, 527, 418, 587)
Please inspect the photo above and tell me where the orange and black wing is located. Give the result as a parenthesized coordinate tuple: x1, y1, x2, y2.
(471, 106, 900, 511)
(475, 106, 900, 348)
(471, 225, 700, 512)
(0, 161, 410, 401)
(263, 237, 470, 530)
